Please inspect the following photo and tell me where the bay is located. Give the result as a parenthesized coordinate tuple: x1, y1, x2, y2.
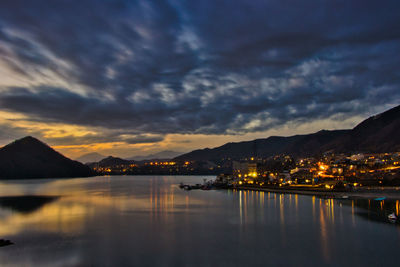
(0, 175, 399, 266)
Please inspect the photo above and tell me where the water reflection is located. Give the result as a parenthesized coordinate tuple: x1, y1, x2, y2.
(233, 188, 400, 228)
(319, 203, 330, 261)
(339, 198, 400, 225)
(0, 176, 209, 237)
(1, 176, 400, 266)
(231, 188, 400, 264)
(0, 195, 58, 213)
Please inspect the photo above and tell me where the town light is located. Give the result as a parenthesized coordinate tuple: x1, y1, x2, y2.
(249, 172, 257, 178)
(319, 163, 328, 171)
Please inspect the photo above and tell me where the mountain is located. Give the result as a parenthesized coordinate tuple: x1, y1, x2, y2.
(325, 104, 400, 153)
(127, 150, 183, 161)
(0, 136, 93, 179)
(76, 152, 105, 163)
(174, 130, 349, 161)
(88, 156, 132, 168)
(175, 105, 400, 161)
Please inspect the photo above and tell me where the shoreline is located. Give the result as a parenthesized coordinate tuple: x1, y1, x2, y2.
(234, 186, 400, 200)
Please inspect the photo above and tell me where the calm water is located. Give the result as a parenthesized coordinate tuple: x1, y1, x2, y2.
(0, 176, 399, 266)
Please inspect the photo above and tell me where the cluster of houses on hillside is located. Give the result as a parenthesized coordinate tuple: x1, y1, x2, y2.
(227, 152, 400, 188)
(89, 151, 400, 189)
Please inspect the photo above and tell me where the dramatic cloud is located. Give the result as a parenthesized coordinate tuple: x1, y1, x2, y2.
(0, 0, 399, 155)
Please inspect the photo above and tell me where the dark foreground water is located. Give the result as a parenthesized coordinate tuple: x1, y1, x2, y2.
(0, 176, 400, 266)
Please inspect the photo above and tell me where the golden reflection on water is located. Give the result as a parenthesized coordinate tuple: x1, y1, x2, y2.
(325, 199, 335, 222)
(232, 189, 400, 260)
(279, 194, 285, 224)
(2, 177, 400, 260)
(0, 178, 208, 237)
(244, 190, 248, 225)
(279, 194, 286, 246)
(239, 190, 243, 225)
(319, 203, 330, 261)
(0, 199, 89, 236)
(312, 196, 316, 221)
(148, 184, 179, 221)
(260, 191, 264, 207)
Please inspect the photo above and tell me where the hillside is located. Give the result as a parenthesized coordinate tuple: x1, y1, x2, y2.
(175, 105, 400, 161)
(127, 150, 183, 161)
(76, 152, 105, 163)
(175, 130, 348, 161)
(87, 156, 132, 168)
(0, 136, 94, 179)
(325, 105, 400, 153)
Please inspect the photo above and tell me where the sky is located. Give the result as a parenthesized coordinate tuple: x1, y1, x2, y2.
(0, 0, 399, 159)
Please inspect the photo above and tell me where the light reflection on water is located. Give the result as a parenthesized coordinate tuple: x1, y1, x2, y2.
(0, 176, 399, 266)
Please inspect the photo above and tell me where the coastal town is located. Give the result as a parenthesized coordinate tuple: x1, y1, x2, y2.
(230, 152, 400, 188)
(2, 0, 400, 265)
(89, 151, 400, 191)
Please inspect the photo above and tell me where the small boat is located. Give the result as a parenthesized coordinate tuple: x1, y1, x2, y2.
(342, 196, 349, 199)
(388, 213, 397, 222)
(374, 197, 386, 201)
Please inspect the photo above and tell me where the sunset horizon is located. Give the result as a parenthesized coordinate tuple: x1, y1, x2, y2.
(1, 1, 399, 159)
(1, 2, 400, 266)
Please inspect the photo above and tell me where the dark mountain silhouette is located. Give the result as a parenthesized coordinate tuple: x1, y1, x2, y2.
(324, 105, 400, 153)
(175, 105, 400, 161)
(88, 156, 132, 168)
(127, 150, 183, 161)
(75, 152, 106, 163)
(174, 130, 349, 161)
(0, 136, 93, 179)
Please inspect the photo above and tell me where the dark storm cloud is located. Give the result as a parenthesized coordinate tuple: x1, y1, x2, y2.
(0, 0, 400, 140)
(124, 135, 164, 144)
(0, 122, 42, 144)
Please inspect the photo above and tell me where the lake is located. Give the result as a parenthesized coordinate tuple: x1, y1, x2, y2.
(0, 175, 399, 266)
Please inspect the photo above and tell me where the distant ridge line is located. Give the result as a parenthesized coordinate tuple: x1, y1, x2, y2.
(174, 104, 400, 161)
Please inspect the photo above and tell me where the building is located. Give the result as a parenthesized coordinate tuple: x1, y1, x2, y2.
(233, 161, 258, 179)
